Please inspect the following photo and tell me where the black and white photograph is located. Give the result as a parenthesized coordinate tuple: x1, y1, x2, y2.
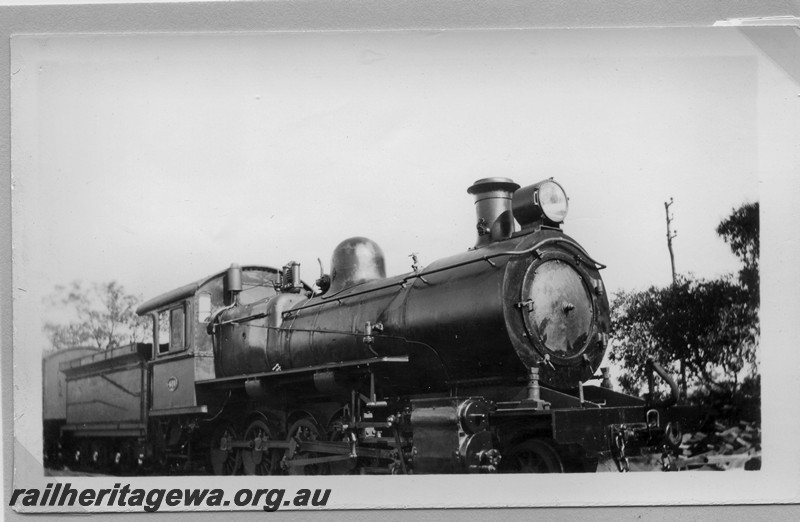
(3, 1, 800, 516)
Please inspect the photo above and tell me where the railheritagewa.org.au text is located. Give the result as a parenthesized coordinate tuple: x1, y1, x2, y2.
(10, 482, 331, 512)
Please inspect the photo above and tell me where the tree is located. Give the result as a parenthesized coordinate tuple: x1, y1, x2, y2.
(717, 202, 759, 299)
(609, 202, 760, 403)
(609, 276, 758, 398)
(42, 280, 150, 351)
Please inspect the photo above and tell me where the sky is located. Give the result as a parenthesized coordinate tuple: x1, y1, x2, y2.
(8, 24, 800, 505)
(10, 26, 788, 355)
(13, 29, 766, 308)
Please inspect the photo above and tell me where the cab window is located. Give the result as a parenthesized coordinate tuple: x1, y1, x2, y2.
(198, 292, 212, 323)
(158, 304, 187, 354)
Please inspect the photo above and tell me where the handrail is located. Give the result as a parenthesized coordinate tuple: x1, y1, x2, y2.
(283, 237, 604, 318)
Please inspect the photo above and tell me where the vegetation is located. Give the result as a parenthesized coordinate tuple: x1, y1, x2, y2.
(608, 203, 759, 419)
(42, 280, 150, 351)
(716, 202, 759, 299)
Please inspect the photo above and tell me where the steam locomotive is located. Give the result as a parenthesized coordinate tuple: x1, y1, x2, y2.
(43, 177, 696, 475)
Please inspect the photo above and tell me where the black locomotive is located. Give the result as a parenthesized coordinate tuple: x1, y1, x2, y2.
(43, 177, 695, 475)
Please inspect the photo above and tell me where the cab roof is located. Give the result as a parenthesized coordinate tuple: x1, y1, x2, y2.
(136, 265, 279, 316)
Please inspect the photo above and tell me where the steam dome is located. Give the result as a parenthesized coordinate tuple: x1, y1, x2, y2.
(328, 237, 387, 293)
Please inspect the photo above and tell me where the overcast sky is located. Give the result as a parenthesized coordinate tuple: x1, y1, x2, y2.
(13, 28, 770, 300)
(10, 27, 795, 353)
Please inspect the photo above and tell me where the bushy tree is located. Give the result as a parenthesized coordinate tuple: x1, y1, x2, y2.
(42, 280, 150, 351)
(609, 276, 758, 397)
(717, 202, 759, 299)
(609, 202, 759, 405)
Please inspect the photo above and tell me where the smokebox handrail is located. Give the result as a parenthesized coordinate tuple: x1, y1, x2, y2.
(282, 237, 604, 319)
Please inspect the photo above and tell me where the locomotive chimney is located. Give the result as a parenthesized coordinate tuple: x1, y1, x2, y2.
(467, 177, 520, 247)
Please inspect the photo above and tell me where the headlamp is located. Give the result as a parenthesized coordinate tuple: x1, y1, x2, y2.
(512, 179, 569, 227)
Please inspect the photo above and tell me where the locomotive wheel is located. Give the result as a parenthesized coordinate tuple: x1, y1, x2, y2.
(113, 440, 135, 474)
(89, 440, 110, 470)
(502, 439, 565, 473)
(74, 440, 92, 470)
(209, 424, 242, 475)
(285, 418, 328, 476)
(242, 419, 279, 476)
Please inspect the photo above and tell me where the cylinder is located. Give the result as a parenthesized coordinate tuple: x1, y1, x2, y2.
(225, 263, 242, 294)
(467, 177, 520, 247)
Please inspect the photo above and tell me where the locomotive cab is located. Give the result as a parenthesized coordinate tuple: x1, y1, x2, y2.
(135, 266, 284, 415)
